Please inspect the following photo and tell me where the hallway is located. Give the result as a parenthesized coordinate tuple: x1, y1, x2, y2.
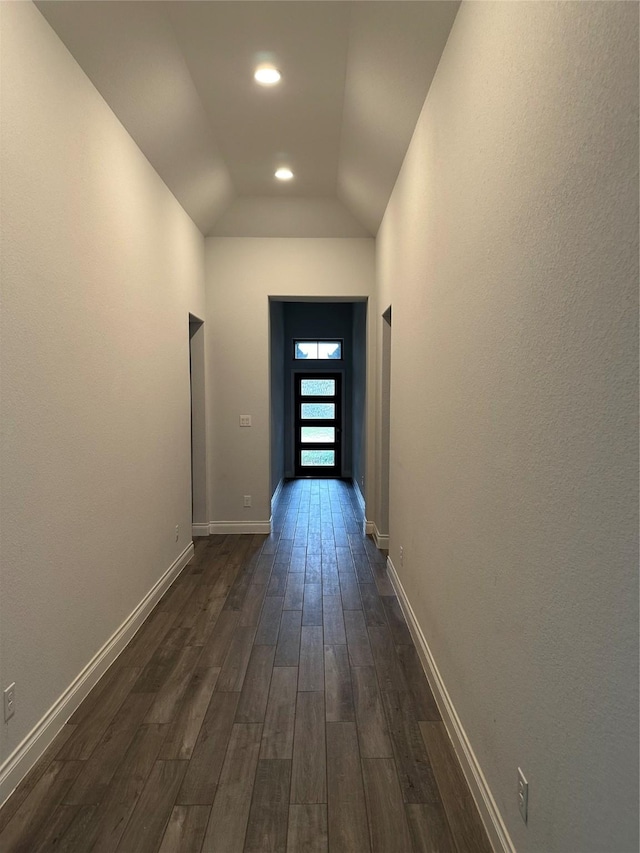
(0, 480, 489, 852)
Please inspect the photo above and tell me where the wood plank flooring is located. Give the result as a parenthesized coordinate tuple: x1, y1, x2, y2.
(0, 479, 491, 853)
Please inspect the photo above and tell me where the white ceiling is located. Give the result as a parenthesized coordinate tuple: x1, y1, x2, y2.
(36, 1, 460, 237)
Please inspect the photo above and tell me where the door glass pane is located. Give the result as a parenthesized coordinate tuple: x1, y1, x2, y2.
(301, 379, 335, 396)
(301, 427, 335, 443)
(301, 449, 335, 466)
(317, 341, 342, 359)
(301, 403, 335, 419)
(295, 342, 318, 359)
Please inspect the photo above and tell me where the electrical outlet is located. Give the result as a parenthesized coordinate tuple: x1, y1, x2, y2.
(517, 767, 528, 824)
(175, 525, 179, 542)
(239, 415, 252, 427)
(243, 495, 252, 507)
(4, 683, 15, 722)
(400, 545, 404, 567)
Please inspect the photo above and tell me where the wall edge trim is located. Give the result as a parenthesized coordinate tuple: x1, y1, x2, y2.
(192, 523, 210, 537)
(0, 542, 195, 810)
(386, 556, 515, 853)
(209, 520, 272, 535)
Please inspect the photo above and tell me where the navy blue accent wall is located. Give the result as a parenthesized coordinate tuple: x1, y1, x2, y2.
(269, 300, 285, 496)
(352, 302, 367, 495)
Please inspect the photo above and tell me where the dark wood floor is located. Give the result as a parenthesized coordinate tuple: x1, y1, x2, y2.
(0, 479, 491, 853)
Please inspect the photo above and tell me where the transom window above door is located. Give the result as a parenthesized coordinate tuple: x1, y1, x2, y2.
(294, 340, 342, 360)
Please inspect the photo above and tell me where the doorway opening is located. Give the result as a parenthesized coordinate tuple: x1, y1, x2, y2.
(378, 306, 391, 539)
(268, 298, 367, 498)
(189, 314, 207, 535)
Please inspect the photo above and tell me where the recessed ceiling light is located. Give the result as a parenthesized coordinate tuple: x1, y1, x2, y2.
(254, 65, 281, 86)
(275, 167, 294, 181)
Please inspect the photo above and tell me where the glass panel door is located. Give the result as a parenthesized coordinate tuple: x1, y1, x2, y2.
(295, 373, 341, 477)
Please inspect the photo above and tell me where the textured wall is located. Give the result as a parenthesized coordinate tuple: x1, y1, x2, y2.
(204, 238, 375, 524)
(377, 2, 638, 850)
(0, 2, 205, 769)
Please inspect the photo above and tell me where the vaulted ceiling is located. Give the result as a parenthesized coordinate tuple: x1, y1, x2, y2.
(36, 1, 460, 237)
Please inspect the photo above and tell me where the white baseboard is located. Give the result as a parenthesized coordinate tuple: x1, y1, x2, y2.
(271, 478, 284, 509)
(192, 522, 210, 537)
(386, 556, 514, 853)
(372, 524, 389, 550)
(0, 542, 195, 810)
(352, 481, 373, 536)
(208, 520, 271, 535)
(352, 479, 366, 512)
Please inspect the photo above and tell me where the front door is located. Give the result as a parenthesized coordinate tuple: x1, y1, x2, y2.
(294, 373, 342, 477)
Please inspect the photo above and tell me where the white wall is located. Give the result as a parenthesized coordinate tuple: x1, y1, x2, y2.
(377, 2, 638, 851)
(0, 1, 205, 794)
(204, 238, 375, 527)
